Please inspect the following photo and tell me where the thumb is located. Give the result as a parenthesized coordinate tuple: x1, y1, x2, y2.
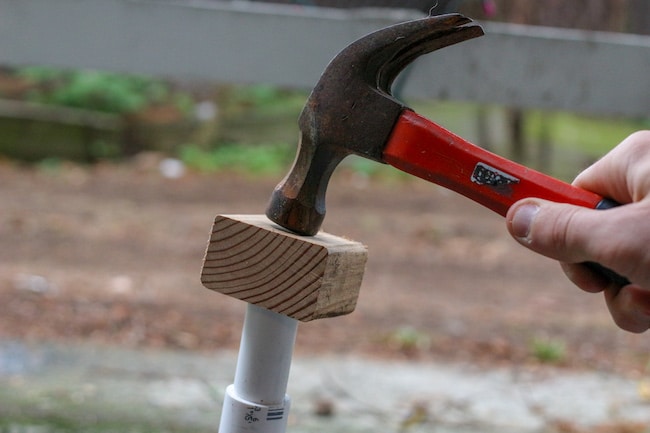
(506, 199, 600, 264)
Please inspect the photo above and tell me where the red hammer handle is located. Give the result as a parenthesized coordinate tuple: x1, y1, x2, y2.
(384, 110, 630, 287)
(384, 110, 614, 216)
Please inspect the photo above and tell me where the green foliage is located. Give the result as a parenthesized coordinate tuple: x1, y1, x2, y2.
(179, 143, 293, 175)
(409, 99, 646, 159)
(530, 337, 567, 363)
(525, 110, 645, 157)
(222, 84, 306, 117)
(344, 156, 411, 181)
(387, 326, 431, 352)
(234, 84, 285, 107)
(346, 157, 382, 177)
(17, 67, 186, 115)
(178, 142, 411, 179)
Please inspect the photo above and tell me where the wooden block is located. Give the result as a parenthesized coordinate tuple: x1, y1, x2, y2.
(201, 215, 368, 322)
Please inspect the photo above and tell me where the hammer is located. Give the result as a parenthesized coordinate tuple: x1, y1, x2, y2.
(204, 14, 626, 433)
(266, 13, 629, 286)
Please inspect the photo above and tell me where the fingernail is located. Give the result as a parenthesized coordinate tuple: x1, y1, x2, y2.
(511, 203, 540, 241)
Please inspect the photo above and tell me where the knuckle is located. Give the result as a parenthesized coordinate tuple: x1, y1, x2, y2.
(623, 130, 650, 147)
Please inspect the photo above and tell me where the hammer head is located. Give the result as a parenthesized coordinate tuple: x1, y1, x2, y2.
(266, 14, 484, 236)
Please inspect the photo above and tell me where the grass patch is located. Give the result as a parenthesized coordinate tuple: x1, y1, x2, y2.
(385, 326, 431, 354)
(343, 156, 411, 181)
(222, 84, 306, 117)
(526, 110, 646, 157)
(179, 142, 294, 176)
(530, 337, 567, 364)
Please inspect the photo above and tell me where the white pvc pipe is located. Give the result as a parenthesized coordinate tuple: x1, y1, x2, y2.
(219, 304, 298, 433)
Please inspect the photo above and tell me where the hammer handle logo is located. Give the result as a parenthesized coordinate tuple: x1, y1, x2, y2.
(471, 162, 520, 187)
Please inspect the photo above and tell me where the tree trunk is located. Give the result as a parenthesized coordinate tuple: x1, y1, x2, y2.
(627, 0, 650, 34)
(507, 108, 525, 163)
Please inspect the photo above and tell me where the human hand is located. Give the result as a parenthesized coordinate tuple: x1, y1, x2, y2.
(506, 131, 650, 333)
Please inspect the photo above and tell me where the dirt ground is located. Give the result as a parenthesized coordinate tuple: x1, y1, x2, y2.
(0, 158, 647, 376)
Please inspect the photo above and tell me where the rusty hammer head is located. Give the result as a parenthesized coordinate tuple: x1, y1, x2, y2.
(266, 14, 484, 236)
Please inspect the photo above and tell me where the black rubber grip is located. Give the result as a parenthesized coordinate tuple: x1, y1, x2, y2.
(595, 198, 620, 210)
(584, 262, 631, 287)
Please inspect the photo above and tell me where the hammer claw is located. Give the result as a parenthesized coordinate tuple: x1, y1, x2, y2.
(371, 15, 483, 92)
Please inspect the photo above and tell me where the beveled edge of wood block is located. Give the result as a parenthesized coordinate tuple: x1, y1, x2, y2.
(201, 214, 368, 321)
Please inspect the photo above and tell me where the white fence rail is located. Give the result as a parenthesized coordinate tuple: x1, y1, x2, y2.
(1, 0, 649, 117)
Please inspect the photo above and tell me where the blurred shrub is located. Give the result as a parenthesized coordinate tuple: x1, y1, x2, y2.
(17, 67, 192, 115)
(530, 337, 567, 364)
(179, 142, 293, 175)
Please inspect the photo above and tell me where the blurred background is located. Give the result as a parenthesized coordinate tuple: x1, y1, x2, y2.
(1, 1, 650, 432)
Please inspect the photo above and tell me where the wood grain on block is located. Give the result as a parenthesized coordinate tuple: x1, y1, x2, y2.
(201, 215, 367, 321)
